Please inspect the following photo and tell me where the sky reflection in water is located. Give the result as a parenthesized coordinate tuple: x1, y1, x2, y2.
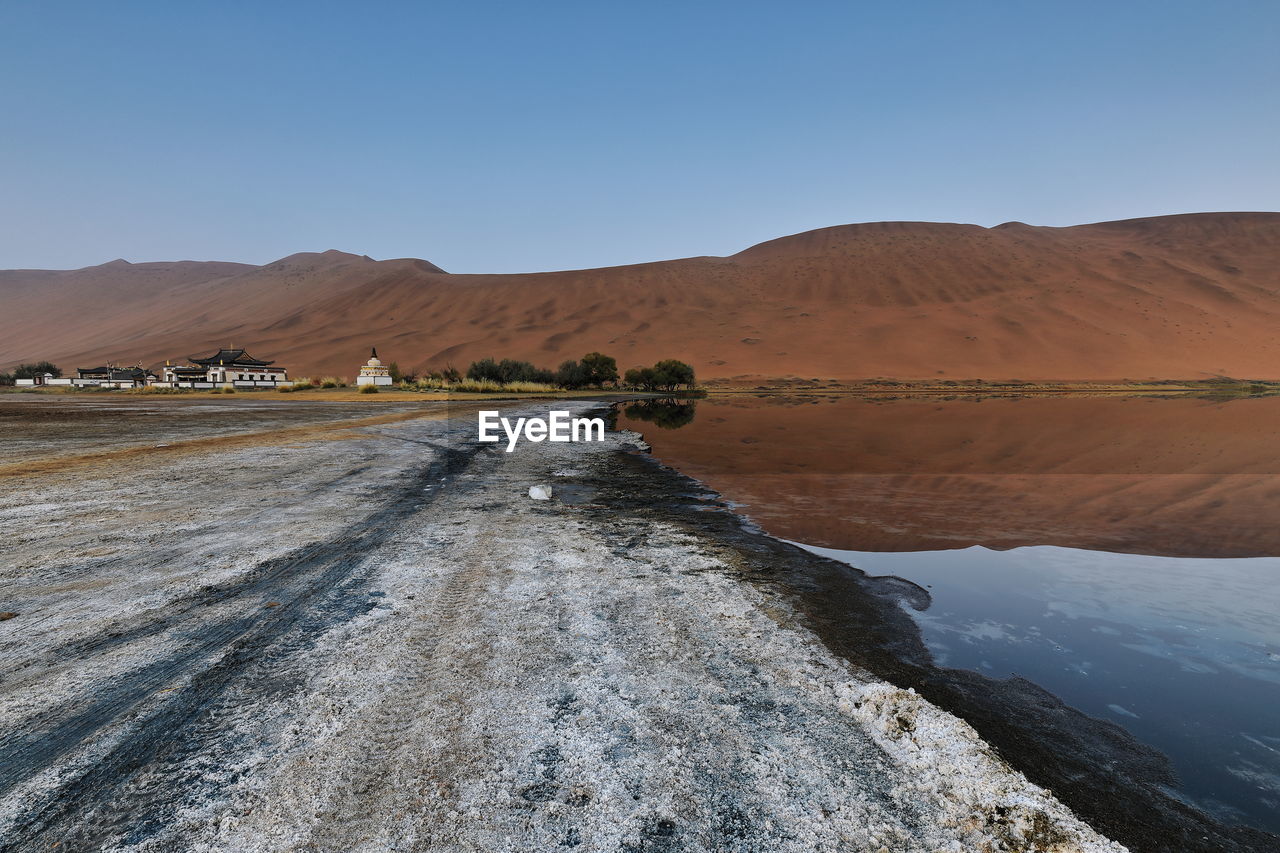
(801, 543, 1280, 831)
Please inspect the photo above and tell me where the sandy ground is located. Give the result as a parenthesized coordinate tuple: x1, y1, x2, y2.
(0, 401, 1123, 852)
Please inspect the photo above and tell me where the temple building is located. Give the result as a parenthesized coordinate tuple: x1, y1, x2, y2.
(357, 348, 394, 386)
(74, 366, 156, 388)
(12, 372, 54, 387)
(159, 348, 289, 388)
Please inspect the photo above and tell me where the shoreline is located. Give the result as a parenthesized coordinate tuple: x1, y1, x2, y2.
(619, 412, 1279, 852)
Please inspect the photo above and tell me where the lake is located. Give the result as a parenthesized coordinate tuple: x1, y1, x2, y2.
(617, 393, 1280, 834)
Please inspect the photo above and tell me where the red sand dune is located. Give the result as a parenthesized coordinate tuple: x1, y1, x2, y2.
(2, 213, 1279, 380)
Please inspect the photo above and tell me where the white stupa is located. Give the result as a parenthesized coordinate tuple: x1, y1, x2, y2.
(356, 347, 394, 386)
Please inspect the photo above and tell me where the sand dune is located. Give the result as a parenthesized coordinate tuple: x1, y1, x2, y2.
(2, 212, 1279, 380)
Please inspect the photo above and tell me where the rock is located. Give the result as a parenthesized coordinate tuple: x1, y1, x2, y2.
(528, 485, 553, 501)
(0, 612, 17, 621)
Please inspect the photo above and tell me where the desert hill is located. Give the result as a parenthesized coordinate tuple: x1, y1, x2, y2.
(2, 212, 1279, 381)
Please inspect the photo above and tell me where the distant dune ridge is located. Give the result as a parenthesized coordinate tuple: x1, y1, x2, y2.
(2, 212, 1279, 381)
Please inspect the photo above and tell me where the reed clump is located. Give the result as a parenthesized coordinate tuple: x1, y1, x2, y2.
(402, 377, 557, 394)
(124, 385, 191, 395)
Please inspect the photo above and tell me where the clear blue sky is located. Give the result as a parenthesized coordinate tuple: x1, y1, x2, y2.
(1, 1, 1276, 272)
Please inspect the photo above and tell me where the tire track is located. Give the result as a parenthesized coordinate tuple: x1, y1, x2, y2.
(0, 433, 484, 853)
(303, 477, 502, 850)
(1, 463, 382, 693)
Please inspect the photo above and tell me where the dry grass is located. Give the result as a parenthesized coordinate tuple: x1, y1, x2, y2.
(2, 385, 93, 395)
(406, 378, 559, 393)
(123, 386, 192, 395)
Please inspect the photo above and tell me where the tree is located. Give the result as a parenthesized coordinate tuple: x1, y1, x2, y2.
(499, 358, 554, 384)
(580, 352, 618, 386)
(556, 359, 590, 389)
(652, 359, 695, 391)
(388, 361, 403, 383)
(467, 357, 555, 385)
(625, 360, 694, 392)
(624, 366, 657, 391)
(467, 358, 502, 382)
(13, 362, 62, 380)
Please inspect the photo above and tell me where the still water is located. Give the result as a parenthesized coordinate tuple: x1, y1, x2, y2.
(617, 394, 1280, 832)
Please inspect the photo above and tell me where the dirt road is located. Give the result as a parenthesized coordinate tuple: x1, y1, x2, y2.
(0, 400, 1121, 851)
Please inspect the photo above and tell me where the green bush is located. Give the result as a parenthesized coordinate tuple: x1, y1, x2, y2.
(625, 359, 695, 392)
(581, 351, 618, 386)
(554, 352, 619, 389)
(556, 359, 590, 389)
(467, 357, 555, 385)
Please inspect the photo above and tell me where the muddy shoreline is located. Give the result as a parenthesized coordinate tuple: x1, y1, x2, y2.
(611, 417, 1279, 852)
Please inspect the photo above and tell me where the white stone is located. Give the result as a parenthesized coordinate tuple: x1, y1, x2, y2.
(528, 485, 553, 501)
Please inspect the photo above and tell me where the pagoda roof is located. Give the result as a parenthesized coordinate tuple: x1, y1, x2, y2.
(189, 348, 274, 366)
